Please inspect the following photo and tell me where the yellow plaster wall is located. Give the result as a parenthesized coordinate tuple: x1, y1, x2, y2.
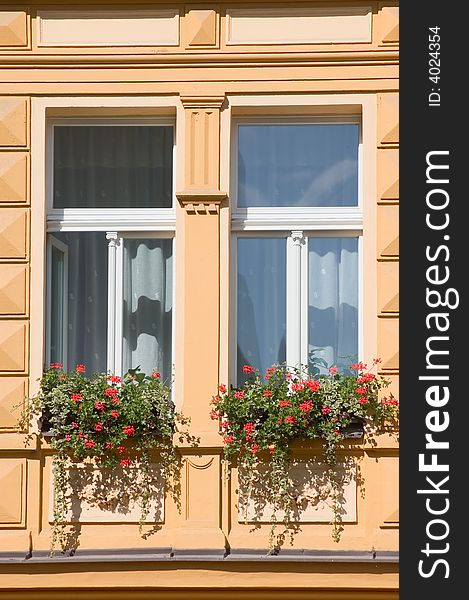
(0, 0, 399, 594)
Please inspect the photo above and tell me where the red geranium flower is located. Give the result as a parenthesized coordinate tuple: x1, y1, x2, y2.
(279, 399, 292, 408)
(75, 364, 86, 373)
(94, 422, 104, 431)
(321, 406, 332, 415)
(242, 365, 255, 373)
(119, 458, 132, 467)
(284, 415, 297, 424)
(263, 390, 273, 397)
(223, 435, 235, 444)
(123, 425, 135, 437)
(234, 391, 245, 399)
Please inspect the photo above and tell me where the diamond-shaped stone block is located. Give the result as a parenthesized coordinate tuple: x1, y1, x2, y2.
(0, 459, 25, 524)
(378, 261, 399, 314)
(0, 153, 28, 203)
(377, 149, 399, 202)
(0, 378, 27, 430)
(0, 98, 28, 147)
(378, 93, 398, 145)
(0, 321, 28, 372)
(0, 208, 28, 259)
(377, 204, 399, 259)
(186, 9, 217, 47)
(0, 264, 27, 315)
(377, 6, 399, 44)
(378, 317, 399, 371)
(0, 11, 28, 47)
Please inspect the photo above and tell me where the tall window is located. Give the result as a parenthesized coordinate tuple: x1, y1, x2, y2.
(46, 120, 175, 380)
(233, 118, 361, 384)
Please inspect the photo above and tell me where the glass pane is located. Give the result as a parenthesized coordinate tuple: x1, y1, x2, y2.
(49, 244, 65, 364)
(308, 237, 358, 374)
(238, 123, 359, 207)
(237, 238, 286, 384)
(53, 125, 173, 208)
(52, 232, 108, 374)
(123, 239, 173, 381)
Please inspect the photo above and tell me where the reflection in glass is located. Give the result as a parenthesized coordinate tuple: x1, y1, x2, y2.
(308, 237, 358, 373)
(123, 239, 172, 381)
(237, 238, 286, 384)
(238, 123, 358, 207)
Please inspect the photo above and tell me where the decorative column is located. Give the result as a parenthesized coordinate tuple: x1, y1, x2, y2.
(173, 95, 227, 551)
(287, 230, 305, 370)
(105, 232, 119, 375)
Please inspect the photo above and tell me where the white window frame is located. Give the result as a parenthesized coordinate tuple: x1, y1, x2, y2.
(45, 234, 69, 368)
(45, 117, 176, 378)
(231, 116, 363, 381)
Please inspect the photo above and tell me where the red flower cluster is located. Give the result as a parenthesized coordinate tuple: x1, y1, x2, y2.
(321, 406, 332, 415)
(106, 374, 121, 384)
(279, 399, 292, 408)
(49, 363, 63, 369)
(242, 365, 255, 374)
(357, 373, 376, 384)
(151, 370, 161, 379)
(123, 425, 135, 437)
(75, 363, 86, 373)
(94, 422, 104, 431)
(380, 396, 399, 407)
(105, 387, 118, 397)
(284, 415, 297, 425)
(299, 400, 313, 412)
(234, 391, 245, 399)
(94, 401, 106, 411)
(71, 393, 82, 403)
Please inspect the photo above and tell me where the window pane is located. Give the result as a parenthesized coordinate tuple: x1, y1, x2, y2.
(53, 126, 173, 208)
(49, 244, 65, 364)
(51, 232, 108, 373)
(308, 237, 358, 373)
(123, 239, 172, 381)
(237, 238, 286, 383)
(238, 123, 358, 207)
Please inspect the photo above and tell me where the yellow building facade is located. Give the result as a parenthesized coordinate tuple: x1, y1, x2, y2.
(0, 1, 399, 598)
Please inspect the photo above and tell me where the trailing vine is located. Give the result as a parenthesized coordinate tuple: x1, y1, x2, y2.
(210, 359, 399, 549)
(17, 363, 191, 555)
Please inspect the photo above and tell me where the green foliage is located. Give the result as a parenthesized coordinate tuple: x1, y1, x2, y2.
(211, 360, 399, 547)
(18, 363, 190, 555)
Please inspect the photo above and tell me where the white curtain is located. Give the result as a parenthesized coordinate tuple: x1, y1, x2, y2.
(308, 237, 358, 373)
(237, 238, 286, 383)
(123, 239, 172, 381)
